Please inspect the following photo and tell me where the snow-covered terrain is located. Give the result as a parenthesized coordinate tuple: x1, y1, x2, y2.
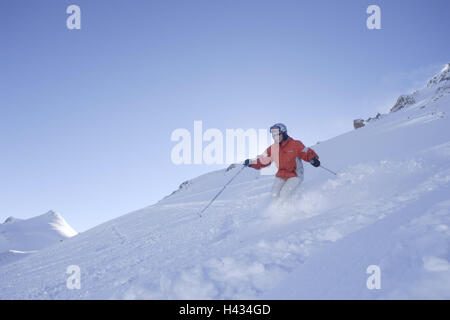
(0, 211, 77, 267)
(0, 64, 449, 299)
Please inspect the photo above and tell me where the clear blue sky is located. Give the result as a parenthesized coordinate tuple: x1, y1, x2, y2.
(1, 0, 449, 232)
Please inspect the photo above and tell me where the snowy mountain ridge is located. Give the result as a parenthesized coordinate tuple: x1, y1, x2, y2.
(427, 63, 450, 87)
(0, 64, 449, 299)
(0, 210, 77, 266)
(355, 63, 449, 126)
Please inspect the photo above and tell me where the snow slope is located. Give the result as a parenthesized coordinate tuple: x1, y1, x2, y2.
(0, 211, 77, 267)
(0, 65, 449, 299)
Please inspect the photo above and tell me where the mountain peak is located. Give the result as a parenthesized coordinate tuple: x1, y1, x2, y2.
(427, 63, 450, 87)
(46, 210, 59, 217)
(0, 211, 78, 266)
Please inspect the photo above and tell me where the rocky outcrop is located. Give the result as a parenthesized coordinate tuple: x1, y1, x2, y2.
(3, 217, 21, 224)
(162, 180, 192, 200)
(390, 95, 416, 113)
(366, 113, 382, 123)
(427, 63, 450, 87)
(353, 119, 365, 129)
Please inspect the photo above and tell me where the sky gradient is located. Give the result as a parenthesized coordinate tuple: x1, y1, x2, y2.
(1, 0, 449, 231)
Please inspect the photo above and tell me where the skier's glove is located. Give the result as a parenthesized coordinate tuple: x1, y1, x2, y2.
(243, 159, 252, 167)
(310, 158, 320, 167)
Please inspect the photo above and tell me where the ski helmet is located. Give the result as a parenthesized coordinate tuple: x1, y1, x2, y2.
(270, 123, 287, 134)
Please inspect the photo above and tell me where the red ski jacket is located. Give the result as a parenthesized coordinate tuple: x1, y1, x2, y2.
(250, 137, 319, 180)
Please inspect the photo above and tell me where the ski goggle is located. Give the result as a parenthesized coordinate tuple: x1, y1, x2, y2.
(270, 127, 281, 134)
(270, 129, 282, 137)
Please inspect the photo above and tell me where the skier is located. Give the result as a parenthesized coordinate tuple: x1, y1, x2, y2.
(244, 123, 320, 199)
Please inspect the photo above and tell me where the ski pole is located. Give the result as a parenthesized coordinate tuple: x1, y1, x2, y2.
(198, 165, 246, 217)
(319, 164, 337, 176)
